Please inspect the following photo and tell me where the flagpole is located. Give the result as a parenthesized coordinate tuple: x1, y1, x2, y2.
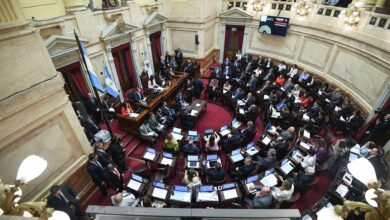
(74, 30, 114, 138)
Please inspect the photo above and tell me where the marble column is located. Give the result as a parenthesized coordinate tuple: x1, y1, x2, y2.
(105, 43, 125, 102)
(160, 23, 167, 55)
(0, 0, 90, 201)
(145, 31, 156, 74)
(64, 0, 87, 13)
(219, 23, 226, 63)
(130, 40, 142, 87)
(241, 20, 251, 55)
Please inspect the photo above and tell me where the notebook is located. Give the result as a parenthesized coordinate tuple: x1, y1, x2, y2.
(261, 136, 271, 145)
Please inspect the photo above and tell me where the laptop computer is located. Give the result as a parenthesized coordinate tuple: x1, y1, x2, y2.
(207, 154, 218, 161)
(173, 127, 182, 134)
(152, 181, 165, 189)
(204, 129, 214, 135)
(246, 175, 259, 183)
(220, 124, 230, 136)
(232, 118, 242, 129)
(187, 155, 199, 168)
(163, 152, 173, 158)
(132, 174, 143, 182)
(222, 183, 236, 190)
(231, 148, 241, 155)
(174, 185, 188, 192)
(188, 130, 198, 136)
(199, 185, 214, 192)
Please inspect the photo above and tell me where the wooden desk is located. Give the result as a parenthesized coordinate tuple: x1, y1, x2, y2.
(189, 99, 207, 120)
(117, 72, 189, 136)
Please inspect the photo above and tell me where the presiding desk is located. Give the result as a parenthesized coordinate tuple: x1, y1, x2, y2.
(117, 72, 189, 136)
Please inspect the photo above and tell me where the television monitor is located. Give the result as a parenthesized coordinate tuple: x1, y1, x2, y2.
(259, 15, 289, 36)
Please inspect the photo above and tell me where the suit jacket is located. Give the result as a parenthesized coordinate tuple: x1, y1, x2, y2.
(237, 163, 256, 178)
(330, 92, 343, 105)
(96, 149, 111, 168)
(47, 195, 76, 219)
(184, 62, 194, 73)
(59, 183, 79, 206)
(307, 105, 320, 118)
(233, 89, 245, 100)
(86, 98, 99, 112)
(109, 141, 125, 166)
(129, 90, 144, 103)
(252, 191, 273, 208)
(148, 117, 162, 131)
(87, 161, 105, 185)
(294, 172, 315, 191)
(274, 141, 289, 160)
(204, 167, 226, 182)
(193, 79, 203, 95)
(242, 126, 256, 139)
(258, 156, 276, 168)
(348, 115, 364, 130)
(104, 168, 123, 190)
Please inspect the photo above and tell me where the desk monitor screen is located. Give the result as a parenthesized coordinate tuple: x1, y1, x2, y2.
(220, 124, 228, 131)
(163, 152, 173, 158)
(247, 175, 259, 183)
(265, 167, 275, 176)
(132, 174, 143, 182)
(152, 181, 165, 189)
(207, 154, 218, 161)
(189, 130, 198, 136)
(223, 183, 236, 190)
(199, 185, 214, 192)
(173, 127, 182, 134)
(174, 185, 188, 192)
(146, 147, 155, 154)
(204, 129, 213, 135)
(232, 118, 237, 124)
(247, 141, 255, 149)
(232, 149, 241, 155)
(265, 121, 272, 131)
(188, 155, 199, 161)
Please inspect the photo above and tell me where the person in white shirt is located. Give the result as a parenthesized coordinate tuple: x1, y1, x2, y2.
(144, 60, 154, 78)
(111, 191, 137, 207)
(271, 179, 295, 202)
(287, 64, 298, 78)
(278, 61, 287, 73)
(254, 67, 262, 77)
(301, 148, 316, 170)
(235, 50, 242, 61)
(359, 141, 375, 157)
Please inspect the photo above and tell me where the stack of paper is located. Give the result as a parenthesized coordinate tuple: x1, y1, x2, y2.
(271, 111, 281, 118)
(129, 113, 139, 118)
(260, 174, 278, 187)
(190, 110, 198, 116)
(172, 133, 183, 141)
(263, 95, 270, 100)
(300, 141, 311, 150)
(303, 130, 310, 139)
(281, 161, 295, 174)
(261, 136, 271, 145)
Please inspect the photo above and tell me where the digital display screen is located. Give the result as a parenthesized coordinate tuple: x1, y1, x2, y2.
(259, 15, 289, 36)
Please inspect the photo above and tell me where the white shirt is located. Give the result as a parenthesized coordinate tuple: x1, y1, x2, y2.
(301, 155, 316, 170)
(271, 184, 294, 202)
(287, 68, 298, 77)
(278, 64, 287, 72)
(145, 64, 154, 78)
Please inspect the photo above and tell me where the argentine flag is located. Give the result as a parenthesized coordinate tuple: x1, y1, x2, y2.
(81, 43, 104, 92)
(104, 65, 119, 98)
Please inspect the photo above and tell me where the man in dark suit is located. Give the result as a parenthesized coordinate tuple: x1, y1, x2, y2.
(93, 142, 112, 168)
(366, 148, 385, 178)
(368, 113, 390, 145)
(346, 110, 364, 133)
(87, 153, 107, 196)
(104, 163, 124, 192)
(148, 112, 166, 135)
(223, 128, 242, 150)
(86, 93, 102, 124)
(232, 157, 256, 179)
(328, 88, 343, 106)
(232, 88, 245, 100)
(175, 48, 184, 67)
(293, 167, 315, 191)
(241, 121, 257, 140)
(255, 148, 277, 170)
(203, 161, 226, 182)
(184, 59, 194, 74)
(223, 57, 232, 68)
(47, 185, 78, 220)
(193, 78, 203, 99)
(307, 101, 321, 118)
(81, 116, 100, 141)
(265, 57, 273, 70)
(158, 56, 166, 72)
(128, 87, 146, 106)
(272, 137, 289, 161)
(108, 136, 127, 172)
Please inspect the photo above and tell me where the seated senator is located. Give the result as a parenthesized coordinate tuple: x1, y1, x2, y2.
(111, 191, 137, 207)
(271, 179, 295, 202)
(182, 169, 202, 188)
(164, 133, 179, 153)
(182, 140, 201, 154)
(244, 186, 273, 209)
(203, 161, 226, 183)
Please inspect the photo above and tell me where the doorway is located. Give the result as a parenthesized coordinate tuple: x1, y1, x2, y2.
(223, 25, 244, 60)
(58, 62, 89, 103)
(112, 43, 138, 95)
(149, 31, 162, 71)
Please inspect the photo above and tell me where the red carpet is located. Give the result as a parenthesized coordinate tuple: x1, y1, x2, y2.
(83, 62, 331, 215)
